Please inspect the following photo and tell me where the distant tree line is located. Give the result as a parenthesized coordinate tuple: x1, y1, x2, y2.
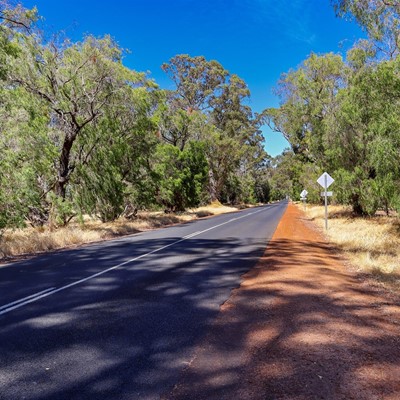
(0, 1, 271, 231)
(265, 0, 400, 215)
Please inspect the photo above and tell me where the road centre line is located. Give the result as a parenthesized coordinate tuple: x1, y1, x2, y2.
(0, 287, 56, 312)
(0, 208, 267, 316)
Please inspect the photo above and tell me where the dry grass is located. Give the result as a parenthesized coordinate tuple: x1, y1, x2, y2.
(300, 203, 400, 290)
(0, 203, 240, 260)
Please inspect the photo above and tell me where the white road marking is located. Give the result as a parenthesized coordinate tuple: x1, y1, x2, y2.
(183, 231, 201, 239)
(0, 287, 56, 312)
(0, 207, 268, 316)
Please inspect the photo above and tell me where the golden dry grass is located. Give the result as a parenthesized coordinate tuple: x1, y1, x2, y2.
(0, 203, 240, 260)
(300, 203, 400, 290)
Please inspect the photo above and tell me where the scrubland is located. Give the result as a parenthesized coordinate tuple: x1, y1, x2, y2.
(0, 203, 239, 260)
(302, 204, 400, 291)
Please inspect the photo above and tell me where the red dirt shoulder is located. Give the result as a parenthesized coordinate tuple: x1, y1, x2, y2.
(166, 203, 400, 400)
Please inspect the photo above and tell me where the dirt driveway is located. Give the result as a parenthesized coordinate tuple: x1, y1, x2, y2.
(165, 203, 400, 400)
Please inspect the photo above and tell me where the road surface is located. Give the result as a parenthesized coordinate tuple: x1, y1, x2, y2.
(0, 201, 287, 400)
(165, 203, 400, 400)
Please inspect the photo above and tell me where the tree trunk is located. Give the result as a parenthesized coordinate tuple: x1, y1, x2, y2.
(208, 168, 218, 202)
(351, 194, 365, 216)
(55, 134, 75, 199)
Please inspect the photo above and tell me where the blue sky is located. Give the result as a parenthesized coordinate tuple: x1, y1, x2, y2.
(23, 0, 364, 156)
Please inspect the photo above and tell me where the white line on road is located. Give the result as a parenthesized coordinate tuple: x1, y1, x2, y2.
(0, 207, 268, 316)
(0, 287, 56, 312)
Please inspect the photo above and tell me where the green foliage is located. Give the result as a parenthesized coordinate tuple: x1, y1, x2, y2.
(154, 142, 208, 211)
(0, 4, 270, 234)
(359, 180, 380, 216)
(161, 54, 266, 204)
(254, 178, 271, 203)
(47, 192, 74, 227)
(161, 54, 227, 111)
(333, 0, 400, 59)
(267, 151, 305, 201)
(267, 33, 400, 215)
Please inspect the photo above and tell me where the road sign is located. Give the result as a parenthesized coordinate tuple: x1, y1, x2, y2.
(300, 189, 308, 198)
(317, 172, 334, 189)
(317, 172, 334, 230)
(300, 189, 308, 211)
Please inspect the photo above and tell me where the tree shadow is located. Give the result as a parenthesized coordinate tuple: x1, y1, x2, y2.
(0, 233, 276, 400)
(166, 238, 400, 400)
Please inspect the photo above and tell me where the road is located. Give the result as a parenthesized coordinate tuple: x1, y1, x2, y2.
(0, 201, 287, 400)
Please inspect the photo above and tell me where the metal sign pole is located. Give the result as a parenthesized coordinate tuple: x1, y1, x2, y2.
(317, 172, 334, 231)
(324, 174, 328, 230)
(300, 190, 308, 212)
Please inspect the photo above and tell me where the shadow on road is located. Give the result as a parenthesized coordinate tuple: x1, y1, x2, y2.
(166, 237, 400, 400)
(0, 235, 270, 400)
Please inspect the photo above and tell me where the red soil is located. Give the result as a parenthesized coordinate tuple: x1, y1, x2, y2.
(165, 203, 400, 400)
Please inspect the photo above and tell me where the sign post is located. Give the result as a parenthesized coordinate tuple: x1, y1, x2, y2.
(317, 172, 334, 230)
(300, 189, 308, 211)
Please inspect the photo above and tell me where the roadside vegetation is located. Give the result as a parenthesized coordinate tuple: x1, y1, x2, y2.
(0, 203, 239, 260)
(265, 1, 400, 216)
(1, 0, 400, 265)
(0, 2, 270, 240)
(267, 0, 400, 292)
(301, 203, 400, 291)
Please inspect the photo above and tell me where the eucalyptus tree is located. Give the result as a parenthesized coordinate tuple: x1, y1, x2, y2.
(72, 83, 159, 221)
(161, 54, 267, 204)
(153, 141, 208, 212)
(0, 85, 55, 228)
(161, 54, 227, 112)
(6, 29, 157, 223)
(266, 151, 300, 201)
(156, 91, 205, 151)
(333, 0, 400, 59)
(209, 73, 266, 203)
(0, 1, 46, 230)
(9, 34, 147, 199)
(266, 43, 400, 214)
(0, 1, 37, 78)
(264, 52, 345, 164)
(331, 49, 400, 214)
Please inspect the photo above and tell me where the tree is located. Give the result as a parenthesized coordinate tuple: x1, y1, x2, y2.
(73, 85, 159, 221)
(0, 1, 37, 78)
(162, 54, 267, 204)
(153, 141, 208, 211)
(332, 54, 400, 214)
(161, 54, 227, 112)
(333, 0, 400, 59)
(264, 52, 345, 164)
(266, 41, 400, 214)
(0, 2, 51, 230)
(9, 34, 149, 200)
(267, 151, 305, 201)
(5, 28, 159, 224)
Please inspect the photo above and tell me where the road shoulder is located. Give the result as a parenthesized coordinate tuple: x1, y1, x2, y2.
(165, 203, 400, 400)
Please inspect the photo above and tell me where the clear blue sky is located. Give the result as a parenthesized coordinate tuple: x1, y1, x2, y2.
(23, 0, 363, 156)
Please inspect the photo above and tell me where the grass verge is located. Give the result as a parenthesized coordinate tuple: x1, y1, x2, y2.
(300, 203, 400, 291)
(0, 204, 240, 261)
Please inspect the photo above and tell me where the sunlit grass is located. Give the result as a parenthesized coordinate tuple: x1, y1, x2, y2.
(301, 203, 400, 290)
(0, 203, 240, 260)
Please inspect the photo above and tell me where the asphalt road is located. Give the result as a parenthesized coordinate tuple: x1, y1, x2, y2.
(0, 201, 287, 400)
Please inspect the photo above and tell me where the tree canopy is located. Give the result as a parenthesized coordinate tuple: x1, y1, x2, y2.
(2, 0, 400, 233)
(266, 0, 400, 214)
(0, 2, 270, 232)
